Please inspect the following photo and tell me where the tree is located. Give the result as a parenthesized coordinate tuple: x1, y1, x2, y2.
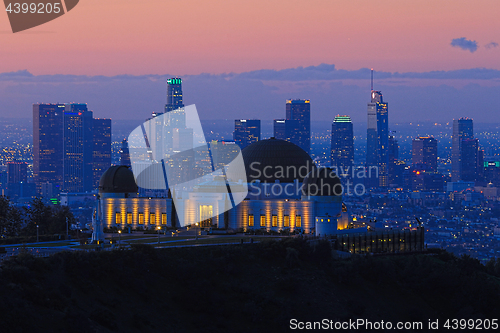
(51, 205, 75, 235)
(0, 196, 23, 237)
(23, 197, 52, 236)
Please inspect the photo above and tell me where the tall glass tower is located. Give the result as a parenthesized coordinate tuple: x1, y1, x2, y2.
(33, 103, 65, 194)
(452, 118, 474, 182)
(34, 103, 109, 195)
(234, 119, 261, 149)
(165, 78, 184, 112)
(93, 118, 112, 189)
(367, 89, 389, 187)
(331, 115, 354, 174)
(63, 104, 94, 193)
(285, 99, 310, 153)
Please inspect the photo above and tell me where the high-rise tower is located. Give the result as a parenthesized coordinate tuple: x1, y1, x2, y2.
(285, 99, 310, 153)
(34, 103, 109, 195)
(331, 115, 354, 174)
(165, 78, 184, 112)
(366, 70, 389, 187)
(93, 118, 112, 189)
(412, 137, 438, 172)
(33, 103, 65, 194)
(452, 118, 474, 182)
(234, 119, 261, 149)
(63, 104, 94, 193)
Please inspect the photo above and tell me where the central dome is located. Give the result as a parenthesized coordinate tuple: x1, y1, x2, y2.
(99, 165, 138, 193)
(241, 138, 314, 183)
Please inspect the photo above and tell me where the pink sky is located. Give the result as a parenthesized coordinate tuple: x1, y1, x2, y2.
(0, 0, 499, 76)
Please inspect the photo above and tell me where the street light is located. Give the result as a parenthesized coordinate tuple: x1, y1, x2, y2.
(36, 225, 39, 243)
(66, 217, 69, 240)
(157, 226, 161, 245)
(118, 230, 121, 248)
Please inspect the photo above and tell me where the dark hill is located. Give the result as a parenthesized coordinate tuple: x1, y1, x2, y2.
(1, 239, 499, 332)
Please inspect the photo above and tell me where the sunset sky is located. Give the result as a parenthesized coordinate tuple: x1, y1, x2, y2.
(1, 0, 499, 76)
(1, 0, 500, 123)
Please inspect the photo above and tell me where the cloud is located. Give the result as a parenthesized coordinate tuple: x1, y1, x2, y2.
(485, 42, 499, 49)
(451, 37, 478, 53)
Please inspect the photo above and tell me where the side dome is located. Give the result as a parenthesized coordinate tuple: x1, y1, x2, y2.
(98, 165, 138, 193)
(241, 138, 314, 183)
(302, 167, 342, 196)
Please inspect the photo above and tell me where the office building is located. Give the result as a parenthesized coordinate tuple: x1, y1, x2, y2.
(6, 161, 34, 199)
(412, 137, 438, 172)
(452, 118, 474, 182)
(63, 104, 94, 193)
(330, 115, 354, 174)
(461, 138, 479, 182)
(234, 119, 260, 149)
(7, 161, 27, 184)
(120, 139, 131, 167)
(165, 78, 184, 113)
(484, 161, 500, 186)
(93, 118, 112, 189)
(388, 135, 399, 185)
(209, 140, 241, 170)
(273, 118, 300, 143)
(33, 103, 110, 195)
(366, 71, 389, 187)
(285, 99, 311, 153)
(33, 103, 65, 193)
(273, 119, 286, 140)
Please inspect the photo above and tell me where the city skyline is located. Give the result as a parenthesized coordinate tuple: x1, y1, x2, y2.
(2, 1, 500, 329)
(2, 65, 500, 123)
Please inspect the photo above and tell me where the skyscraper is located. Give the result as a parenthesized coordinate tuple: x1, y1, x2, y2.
(34, 103, 109, 195)
(452, 118, 474, 182)
(63, 104, 94, 193)
(165, 78, 184, 113)
(366, 72, 389, 187)
(331, 115, 354, 174)
(285, 99, 310, 153)
(388, 135, 399, 185)
(7, 161, 28, 184)
(273, 119, 286, 140)
(461, 138, 479, 182)
(412, 137, 438, 172)
(273, 119, 300, 144)
(93, 118, 112, 189)
(33, 103, 65, 193)
(234, 119, 260, 149)
(6, 161, 34, 199)
(119, 138, 131, 166)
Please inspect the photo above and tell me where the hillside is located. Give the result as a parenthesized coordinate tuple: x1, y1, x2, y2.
(1, 239, 499, 332)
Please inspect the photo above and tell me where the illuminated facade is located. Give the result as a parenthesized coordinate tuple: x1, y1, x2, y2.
(96, 166, 172, 234)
